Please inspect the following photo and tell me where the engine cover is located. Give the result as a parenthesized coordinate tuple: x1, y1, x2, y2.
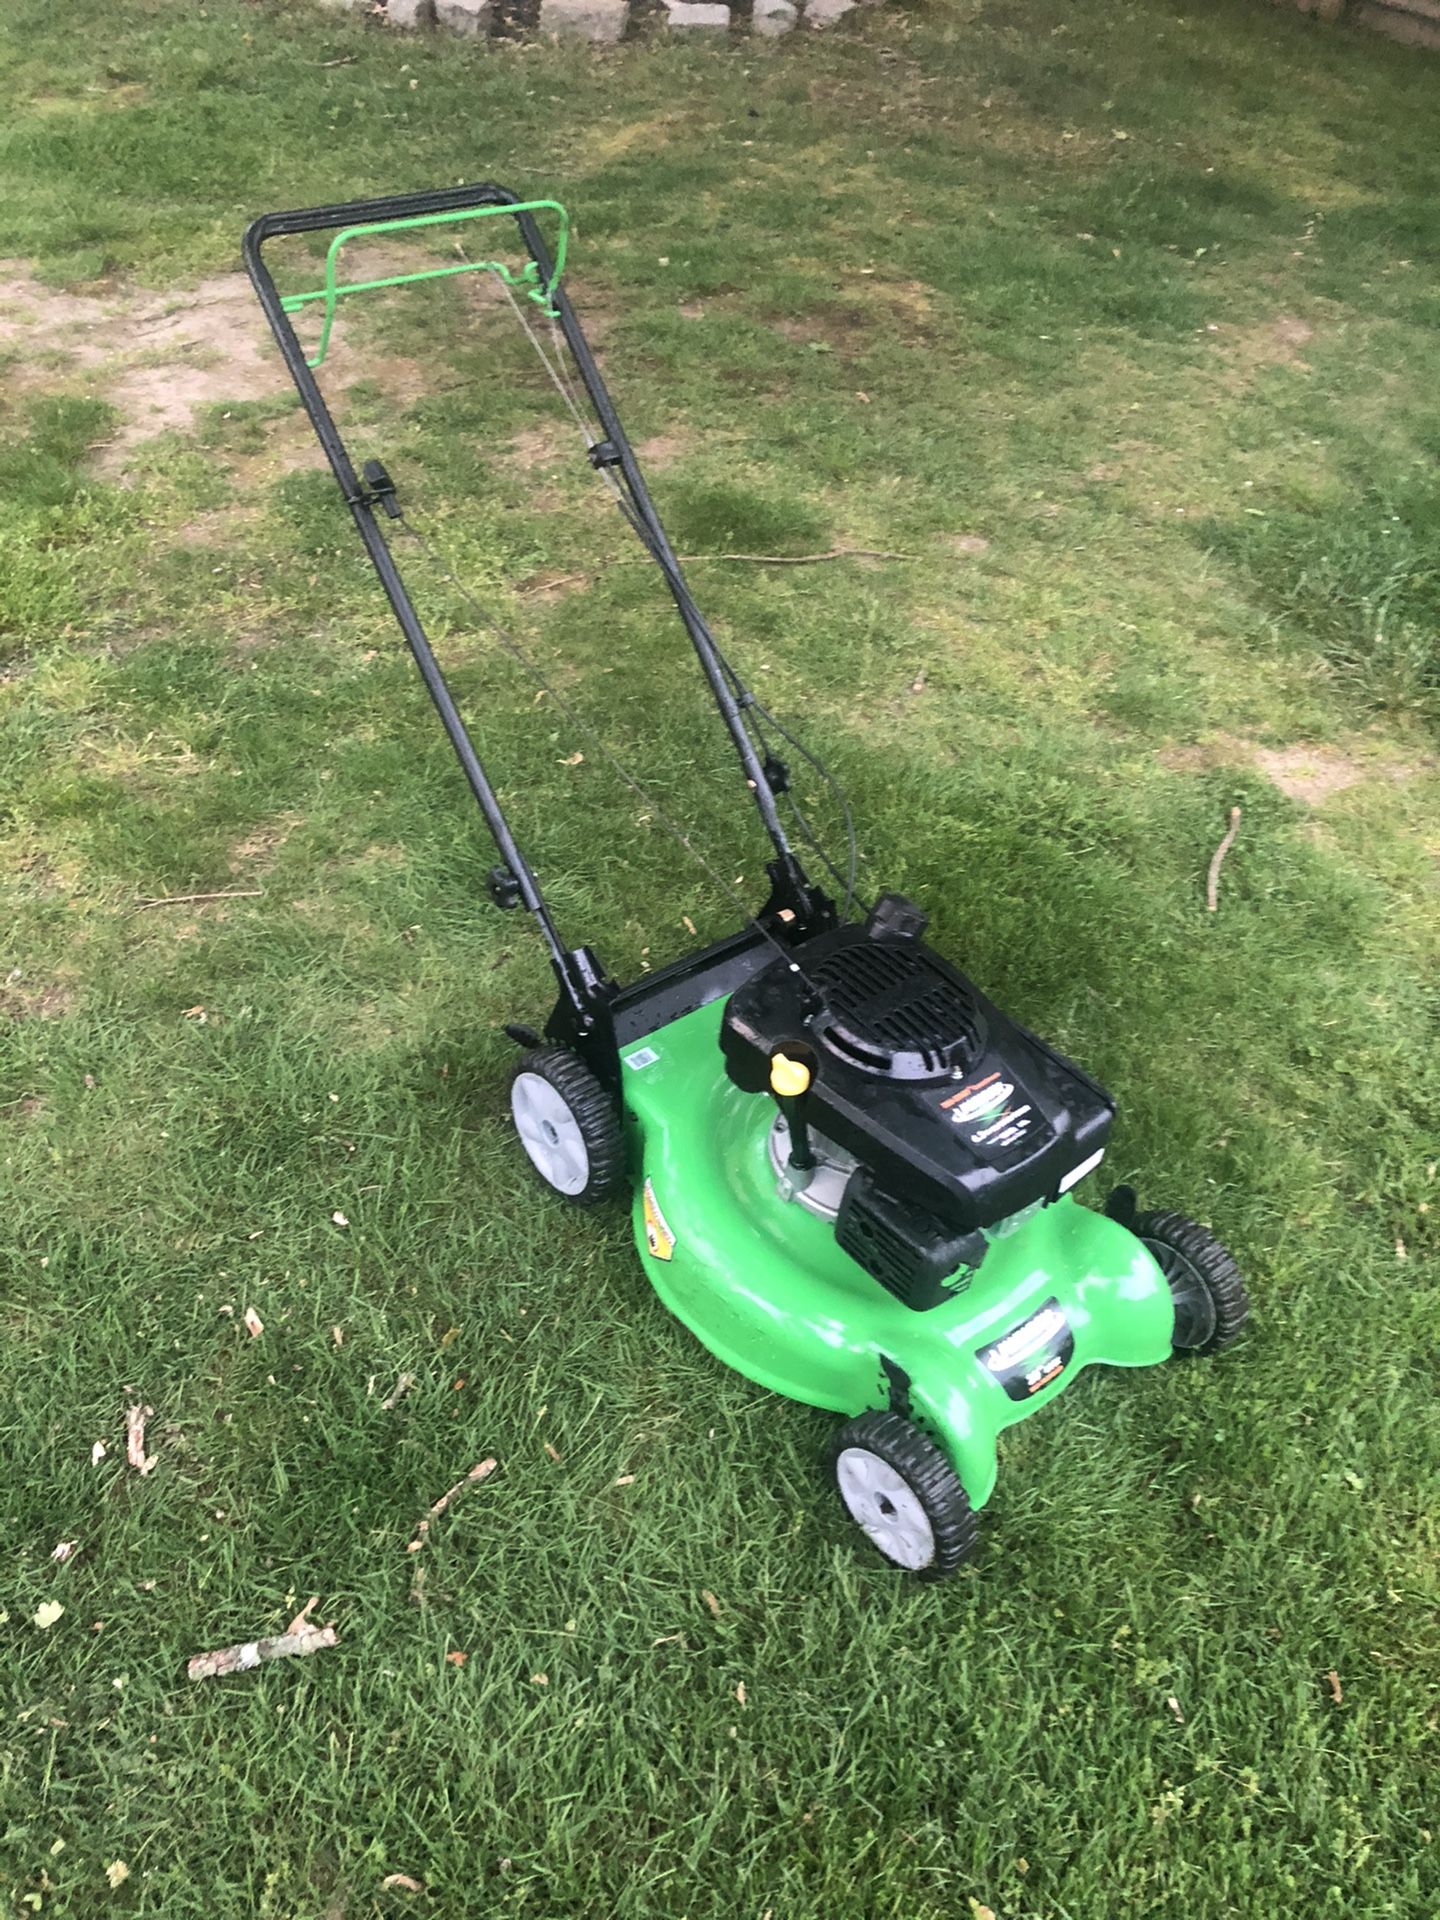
(720, 895, 1114, 1239)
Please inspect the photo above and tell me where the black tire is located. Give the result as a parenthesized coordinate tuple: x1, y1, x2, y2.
(509, 1048, 626, 1207)
(1136, 1209, 1250, 1357)
(829, 1410, 978, 1579)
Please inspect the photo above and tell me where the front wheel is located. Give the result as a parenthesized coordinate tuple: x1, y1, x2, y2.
(510, 1048, 626, 1206)
(829, 1411, 977, 1578)
(1137, 1209, 1250, 1356)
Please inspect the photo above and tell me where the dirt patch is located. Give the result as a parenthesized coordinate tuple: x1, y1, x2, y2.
(1208, 312, 1317, 380)
(632, 431, 692, 469)
(501, 423, 574, 472)
(942, 532, 990, 557)
(771, 309, 870, 356)
(229, 813, 303, 875)
(176, 503, 265, 545)
(0, 253, 434, 481)
(0, 977, 75, 1021)
(1251, 733, 1436, 794)
(1162, 733, 1429, 803)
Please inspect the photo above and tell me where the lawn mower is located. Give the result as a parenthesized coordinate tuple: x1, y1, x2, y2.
(245, 184, 1249, 1578)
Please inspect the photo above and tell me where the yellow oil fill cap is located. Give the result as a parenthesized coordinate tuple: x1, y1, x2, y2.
(769, 1051, 812, 1098)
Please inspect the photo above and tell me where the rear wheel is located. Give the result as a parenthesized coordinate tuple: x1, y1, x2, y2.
(1138, 1209, 1250, 1356)
(510, 1049, 626, 1206)
(829, 1410, 977, 1578)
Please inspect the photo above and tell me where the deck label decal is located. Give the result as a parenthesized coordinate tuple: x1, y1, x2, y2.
(977, 1296, 1074, 1401)
(642, 1179, 676, 1262)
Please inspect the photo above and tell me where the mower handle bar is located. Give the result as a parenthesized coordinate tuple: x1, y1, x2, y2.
(245, 183, 817, 1040)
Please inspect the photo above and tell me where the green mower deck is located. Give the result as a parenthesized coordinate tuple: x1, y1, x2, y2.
(622, 997, 1174, 1511)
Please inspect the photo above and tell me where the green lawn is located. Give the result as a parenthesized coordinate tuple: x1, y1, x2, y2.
(2, 0, 1438, 1914)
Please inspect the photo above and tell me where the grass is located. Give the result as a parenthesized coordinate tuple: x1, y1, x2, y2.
(2, 0, 1438, 1914)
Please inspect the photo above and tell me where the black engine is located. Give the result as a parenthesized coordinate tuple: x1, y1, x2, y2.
(720, 895, 1114, 1309)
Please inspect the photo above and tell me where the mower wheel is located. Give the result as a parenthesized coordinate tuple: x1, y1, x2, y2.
(1137, 1209, 1250, 1357)
(510, 1049, 626, 1206)
(829, 1410, 977, 1578)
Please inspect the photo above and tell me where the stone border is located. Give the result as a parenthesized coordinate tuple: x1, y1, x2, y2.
(1282, 0, 1440, 50)
(325, 0, 872, 40)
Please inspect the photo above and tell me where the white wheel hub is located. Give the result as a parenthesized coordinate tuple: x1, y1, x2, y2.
(835, 1446, 936, 1571)
(511, 1072, 590, 1196)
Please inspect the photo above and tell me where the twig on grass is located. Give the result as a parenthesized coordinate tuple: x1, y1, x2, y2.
(1206, 806, 1242, 914)
(187, 1599, 338, 1681)
(407, 1457, 498, 1554)
(681, 546, 915, 566)
(131, 890, 263, 911)
(615, 545, 914, 569)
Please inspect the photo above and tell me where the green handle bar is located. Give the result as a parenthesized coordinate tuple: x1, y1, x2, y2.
(278, 197, 569, 368)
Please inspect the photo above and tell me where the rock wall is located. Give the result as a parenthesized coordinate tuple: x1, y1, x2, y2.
(327, 0, 871, 41)
(1281, 0, 1440, 50)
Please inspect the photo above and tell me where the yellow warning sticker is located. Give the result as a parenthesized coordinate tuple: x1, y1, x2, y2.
(642, 1179, 676, 1262)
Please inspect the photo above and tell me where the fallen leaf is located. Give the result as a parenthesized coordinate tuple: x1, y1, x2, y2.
(614, 1473, 636, 1487)
(968, 1902, 996, 1920)
(543, 1442, 561, 1462)
(701, 1589, 721, 1619)
(445, 1650, 468, 1666)
(105, 1861, 130, 1891)
(380, 1873, 424, 1892)
(1327, 1670, 1343, 1705)
(682, 915, 698, 936)
(735, 1681, 747, 1705)
(285, 1596, 319, 1636)
(182, 1005, 207, 1023)
(439, 1325, 460, 1349)
(1166, 1694, 1185, 1724)
(559, 751, 584, 766)
(331, 1325, 344, 1348)
(125, 1404, 157, 1476)
(243, 1307, 264, 1339)
(910, 671, 927, 694)
(381, 1372, 416, 1412)
(90, 1441, 107, 1466)
(331, 1210, 350, 1229)
(33, 1601, 65, 1630)
(531, 1671, 549, 1685)
(50, 1541, 77, 1564)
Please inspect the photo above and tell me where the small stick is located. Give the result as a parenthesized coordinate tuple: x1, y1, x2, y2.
(682, 546, 915, 566)
(132, 890, 263, 910)
(612, 546, 914, 568)
(1206, 806, 1242, 913)
(187, 1622, 338, 1681)
(407, 1457, 497, 1554)
(519, 572, 590, 597)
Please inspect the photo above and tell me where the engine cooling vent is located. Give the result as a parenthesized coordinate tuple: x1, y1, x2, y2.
(811, 939, 982, 1078)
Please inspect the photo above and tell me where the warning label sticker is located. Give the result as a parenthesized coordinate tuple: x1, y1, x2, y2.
(642, 1179, 676, 1262)
(976, 1297, 1074, 1402)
